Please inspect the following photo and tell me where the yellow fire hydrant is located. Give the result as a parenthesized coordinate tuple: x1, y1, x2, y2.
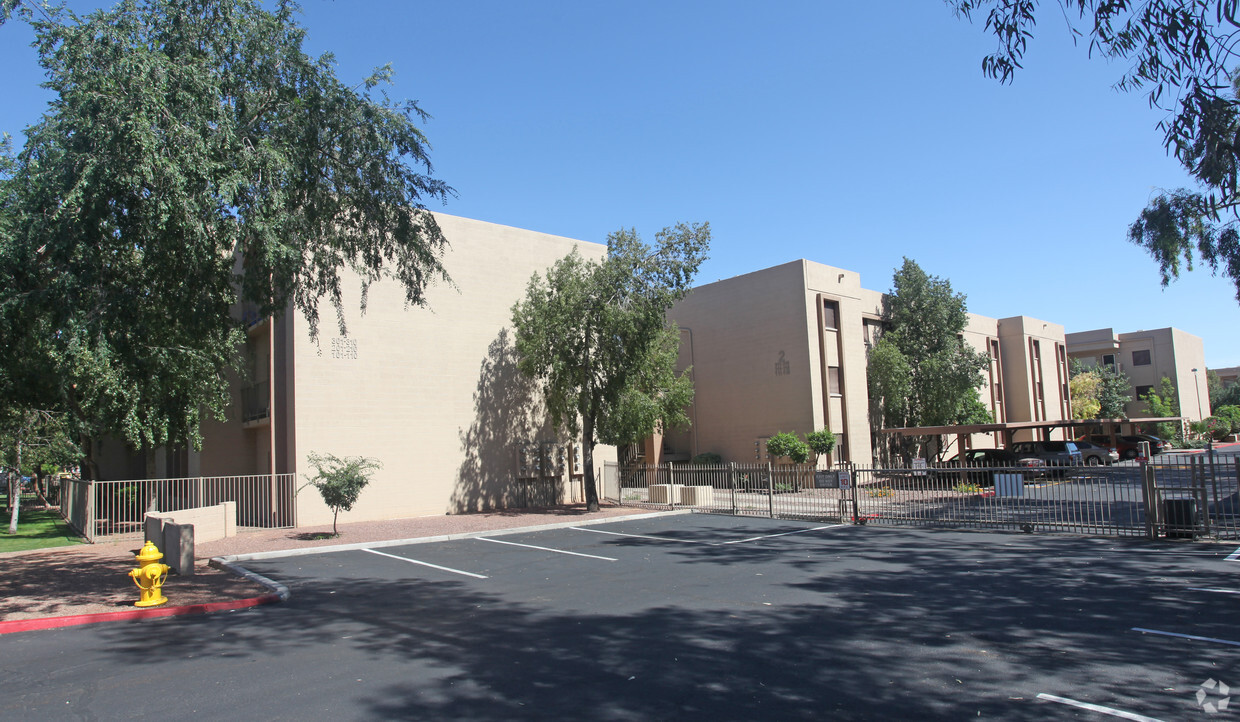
(128, 541, 170, 608)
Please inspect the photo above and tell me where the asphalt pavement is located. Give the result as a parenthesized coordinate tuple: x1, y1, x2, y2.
(3, 514, 1239, 720)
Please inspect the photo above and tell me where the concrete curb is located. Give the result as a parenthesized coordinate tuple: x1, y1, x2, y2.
(0, 592, 282, 635)
(209, 557, 291, 601)
(211, 509, 693, 563)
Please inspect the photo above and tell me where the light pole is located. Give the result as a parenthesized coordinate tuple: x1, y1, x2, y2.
(1191, 368, 1203, 420)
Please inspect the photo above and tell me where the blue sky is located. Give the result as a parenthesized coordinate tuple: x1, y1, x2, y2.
(3, 1, 1238, 367)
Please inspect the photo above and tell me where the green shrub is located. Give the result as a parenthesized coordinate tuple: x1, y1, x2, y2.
(766, 432, 810, 464)
(1214, 405, 1240, 434)
(690, 452, 723, 465)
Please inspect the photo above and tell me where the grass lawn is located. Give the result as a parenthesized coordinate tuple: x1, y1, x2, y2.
(0, 506, 83, 553)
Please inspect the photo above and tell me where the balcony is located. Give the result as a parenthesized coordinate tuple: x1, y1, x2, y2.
(241, 380, 270, 426)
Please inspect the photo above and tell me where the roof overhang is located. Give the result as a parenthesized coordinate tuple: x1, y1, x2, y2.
(880, 417, 1184, 438)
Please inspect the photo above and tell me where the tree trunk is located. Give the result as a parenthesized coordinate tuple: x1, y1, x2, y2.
(8, 438, 22, 534)
(80, 434, 101, 481)
(581, 413, 599, 512)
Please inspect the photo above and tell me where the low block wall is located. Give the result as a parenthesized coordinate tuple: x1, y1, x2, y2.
(145, 501, 237, 544)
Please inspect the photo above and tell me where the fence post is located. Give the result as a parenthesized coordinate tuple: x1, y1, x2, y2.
(850, 462, 860, 524)
(668, 464, 676, 510)
(730, 462, 737, 514)
(86, 479, 96, 543)
(1141, 460, 1158, 540)
(766, 462, 775, 518)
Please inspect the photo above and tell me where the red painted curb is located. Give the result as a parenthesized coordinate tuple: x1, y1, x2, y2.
(0, 592, 281, 635)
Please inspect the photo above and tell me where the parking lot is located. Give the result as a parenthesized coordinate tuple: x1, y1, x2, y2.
(3, 513, 1240, 720)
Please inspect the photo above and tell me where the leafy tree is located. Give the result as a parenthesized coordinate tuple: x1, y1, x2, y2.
(805, 429, 837, 466)
(766, 432, 810, 464)
(1215, 404, 1240, 434)
(1141, 376, 1181, 438)
(1096, 365, 1133, 419)
(512, 223, 709, 512)
(1, 408, 77, 534)
(866, 259, 989, 463)
(950, 1, 1240, 302)
(1215, 380, 1240, 408)
(1207, 370, 1224, 406)
(301, 452, 381, 536)
(1069, 361, 1102, 420)
(0, 0, 452, 476)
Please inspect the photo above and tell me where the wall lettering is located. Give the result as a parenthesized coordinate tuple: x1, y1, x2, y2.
(775, 350, 790, 376)
(331, 338, 358, 360)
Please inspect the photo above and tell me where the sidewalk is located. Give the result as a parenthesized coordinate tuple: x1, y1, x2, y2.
(0, 503, 654, 627)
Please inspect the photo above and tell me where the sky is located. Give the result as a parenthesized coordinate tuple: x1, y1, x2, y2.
(3, 1, 1239, 367)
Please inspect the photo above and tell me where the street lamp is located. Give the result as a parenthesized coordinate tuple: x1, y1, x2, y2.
(1191, 368, 1203, 420)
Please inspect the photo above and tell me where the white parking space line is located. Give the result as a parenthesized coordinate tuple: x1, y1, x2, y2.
(1225, 546, 1240, 562)
(476, 537, 617, 561)
(361, 548, 488, 579)
(1131, 627, 1240, 647)
(569, 527, 715, 545)
(1035, 693, 1164, 721)
(720, 524, 843, 544)
(1189, 587, 1240, 595)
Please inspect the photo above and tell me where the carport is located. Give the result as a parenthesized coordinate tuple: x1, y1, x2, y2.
(881, 417, 1185, 458)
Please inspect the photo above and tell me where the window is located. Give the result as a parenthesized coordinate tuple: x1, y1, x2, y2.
(1132, 349, 1151, 366)
(822, 300, 839, 330)
(863, 319, 882, 349)
(828, 366, 842, 395)
(1102, 353, 1115, 369)
(1135, 385, 1153, 400)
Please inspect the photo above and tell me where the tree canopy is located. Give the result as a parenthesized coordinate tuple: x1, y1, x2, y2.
(951, 1, 1240, 302)
(0, 0, 452, 474)
(867, 259, 990, 463)
(512, 223, 709, 511)
(1069, 359, 1133, 420)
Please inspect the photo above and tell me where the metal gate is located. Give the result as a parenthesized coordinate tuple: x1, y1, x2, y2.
(604, 453, 1240, 541)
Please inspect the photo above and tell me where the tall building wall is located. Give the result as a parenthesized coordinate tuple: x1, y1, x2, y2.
(665, 262, 819, 464)
(285, 213, 616, 525)
(997, 316, 1071, 439)
(1066, 326, 1209, 422)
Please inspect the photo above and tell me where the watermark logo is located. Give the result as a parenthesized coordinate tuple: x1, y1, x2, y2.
(1196, 679, 1231, 714)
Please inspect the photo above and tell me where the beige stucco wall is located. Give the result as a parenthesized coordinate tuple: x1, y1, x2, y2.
(1117, 327, 1209, 420)
(666, 261, 818, 464)
(996, 316, 1070, 439)
(1067, 326, 1210, 422)
(284, 213, 617, 525)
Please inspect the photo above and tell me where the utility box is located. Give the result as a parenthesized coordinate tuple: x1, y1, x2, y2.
(994, 474, 1024, 498)
(1164, 498, 1200, 539)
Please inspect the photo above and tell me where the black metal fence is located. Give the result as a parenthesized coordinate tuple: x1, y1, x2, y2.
(603, 452, 1240, 541)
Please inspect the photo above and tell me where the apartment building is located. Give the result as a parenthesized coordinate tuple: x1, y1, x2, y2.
(659, 260, 1072, 466)
(96, 213, 615, 526)
(1065, 327, 1210, 421)
(1213, 366, 1240, 390)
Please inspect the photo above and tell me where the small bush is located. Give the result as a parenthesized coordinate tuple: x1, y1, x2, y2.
(691, 452, 723, 465)
(301, 452, 382, 536)
(766, 432, 810, 464)
(805, 429, 836, 459)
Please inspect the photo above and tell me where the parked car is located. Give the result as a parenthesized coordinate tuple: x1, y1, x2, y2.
(1071, 440, 1119, 466)
(1128, 434, 1171, 455)
(1009, 441, 1083, 475)
(1086, 434, 1168, 460)
(931, 448, 1044, 486)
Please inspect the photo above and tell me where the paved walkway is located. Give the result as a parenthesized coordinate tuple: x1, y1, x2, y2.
(0, 504, 653, 624)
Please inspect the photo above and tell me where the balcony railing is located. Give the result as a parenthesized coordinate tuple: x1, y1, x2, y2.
(241, 380, 270, 422)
